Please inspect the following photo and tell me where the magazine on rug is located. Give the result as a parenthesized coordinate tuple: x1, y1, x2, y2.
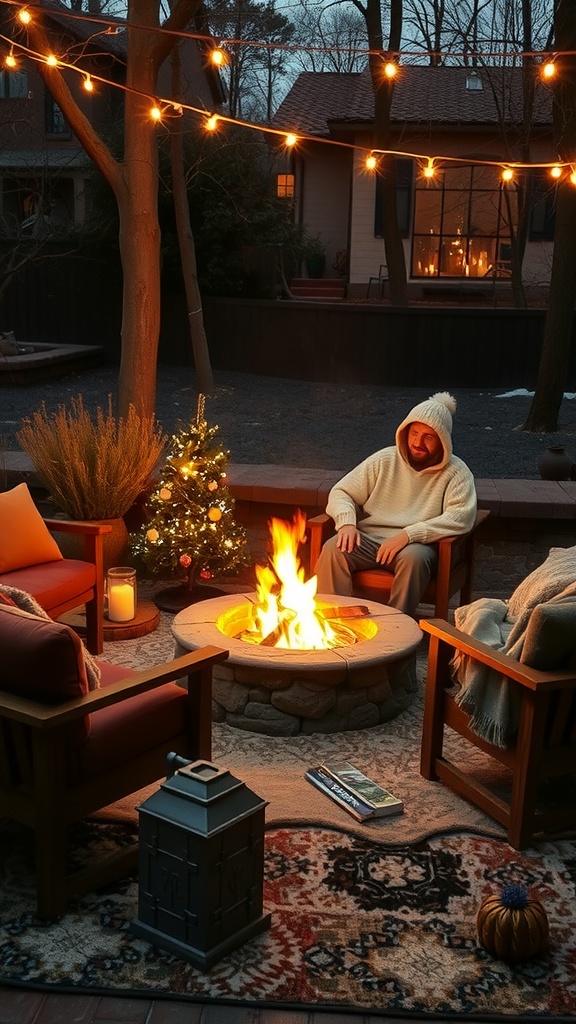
(320, 761, 404, 817)
(305, 766, 376, 821)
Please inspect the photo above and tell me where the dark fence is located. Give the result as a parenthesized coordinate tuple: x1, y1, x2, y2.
(199, 298, 576, 390)
(2, 253, 575, 390)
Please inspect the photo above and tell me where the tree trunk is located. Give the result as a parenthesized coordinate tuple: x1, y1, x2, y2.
(523, 0, 576, 432)
(364, 0, 408, 307)
(170, 46, 215, 395)
(522, 181, 576, 431)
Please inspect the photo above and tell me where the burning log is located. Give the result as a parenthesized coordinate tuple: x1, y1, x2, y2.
(317, 604, 369, 620)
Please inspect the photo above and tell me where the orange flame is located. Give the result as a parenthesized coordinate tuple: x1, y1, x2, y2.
(247, 511, 338, 650)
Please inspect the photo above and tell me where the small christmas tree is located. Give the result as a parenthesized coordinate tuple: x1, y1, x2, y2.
(133, 394, 250, 608)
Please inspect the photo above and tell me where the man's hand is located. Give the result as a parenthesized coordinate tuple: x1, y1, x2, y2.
(376, 530, 410, 566)
(336, 524, 361, 552)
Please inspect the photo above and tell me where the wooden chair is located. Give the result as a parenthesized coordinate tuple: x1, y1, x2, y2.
(0, 603, 228, 918)
(420, 615, 576, 849)
(307, 509, 489, 620)
(18, 517, 109, 655)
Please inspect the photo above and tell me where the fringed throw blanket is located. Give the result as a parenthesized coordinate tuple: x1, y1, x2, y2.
(452, 546, 576, 748)
(0, 583, 101, 690)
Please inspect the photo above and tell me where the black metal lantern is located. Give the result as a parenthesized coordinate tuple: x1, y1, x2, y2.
(131, 754, 271, 969)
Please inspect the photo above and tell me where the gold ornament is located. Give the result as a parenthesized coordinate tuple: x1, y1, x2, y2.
(159, 487, 171, 500)
(208, 507, 222, 522)
(208, 480, 218, 491)
(147, 528, 159, 542)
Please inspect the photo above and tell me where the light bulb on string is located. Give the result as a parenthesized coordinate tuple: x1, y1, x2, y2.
(383, 60, 398, 79)
(18, 8, 31, 24)
(5, 50, 16, 68)
(501, 167, 514, 183)
(542, 60, 556, 80)
(150, 103, 162, 122)
(550, 164, 562, 179)
(365, 153, 377, 171)
(570, 168, 576, 186)
(422, 158, 436, 180)
(210, 46, 228, 67)
(83, 74, 94, 92)
(46, 54, 59, 67)
(284, 132, 298, 148)
(205, 113, 219, 131)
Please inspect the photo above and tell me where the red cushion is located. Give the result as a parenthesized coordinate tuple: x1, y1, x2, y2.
(0, 604, 89, 702)
(76, 662, 188, 780)
(0, 559, 96, 611)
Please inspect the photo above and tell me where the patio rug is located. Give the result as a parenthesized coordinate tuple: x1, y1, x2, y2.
(1, 817, 576, 1018)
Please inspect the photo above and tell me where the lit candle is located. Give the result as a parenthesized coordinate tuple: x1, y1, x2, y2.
(108, 582, 135, 621)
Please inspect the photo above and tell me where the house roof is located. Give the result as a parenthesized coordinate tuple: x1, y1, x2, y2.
(273, 65, 553, 138)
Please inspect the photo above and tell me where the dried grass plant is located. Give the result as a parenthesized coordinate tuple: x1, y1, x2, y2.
(17, 395, 166, 521)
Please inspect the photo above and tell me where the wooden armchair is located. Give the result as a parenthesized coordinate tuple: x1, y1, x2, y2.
(0, 483, 110, 654)
(307, 509, 489, 620)
(420, 613, 576, 849)
(0, 602, 228, 918)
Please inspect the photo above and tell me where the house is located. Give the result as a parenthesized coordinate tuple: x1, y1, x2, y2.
(271, 65, 556, 298)
(0, 0, 225, 239)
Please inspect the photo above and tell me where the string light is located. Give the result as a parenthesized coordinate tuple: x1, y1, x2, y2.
(6, 9, 576, 188)
(210, 46, 228, 67)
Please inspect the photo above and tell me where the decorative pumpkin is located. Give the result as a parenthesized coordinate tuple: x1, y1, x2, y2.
(477, 884, 549, 962)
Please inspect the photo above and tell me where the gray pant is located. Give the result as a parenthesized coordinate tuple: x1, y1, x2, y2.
(315, 531, 438, 618)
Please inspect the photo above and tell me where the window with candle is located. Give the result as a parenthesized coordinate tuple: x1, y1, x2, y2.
(410, 163, 516, 279)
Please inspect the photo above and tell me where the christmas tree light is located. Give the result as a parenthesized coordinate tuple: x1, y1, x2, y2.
(132, 394, 250, 609)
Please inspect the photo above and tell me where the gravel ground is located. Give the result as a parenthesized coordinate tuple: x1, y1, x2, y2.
(2, 365, 576, 479)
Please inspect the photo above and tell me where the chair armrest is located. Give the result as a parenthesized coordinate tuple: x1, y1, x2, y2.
(307, 513, 334, 571)
(0, 645, 229, 728)
(43, 519, 113, 537)
(420, 618, 576, 692)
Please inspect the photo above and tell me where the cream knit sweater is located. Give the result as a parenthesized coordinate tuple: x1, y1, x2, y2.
(326, 440, 477, 545)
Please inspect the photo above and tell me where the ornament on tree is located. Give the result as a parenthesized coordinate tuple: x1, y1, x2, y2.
(132, 392, 250, 612)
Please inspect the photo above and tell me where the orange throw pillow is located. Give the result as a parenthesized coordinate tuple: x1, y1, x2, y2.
(0, 483, 63, 573)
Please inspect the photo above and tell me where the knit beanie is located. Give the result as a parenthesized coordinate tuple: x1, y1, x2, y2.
(395, 391, 457, 467)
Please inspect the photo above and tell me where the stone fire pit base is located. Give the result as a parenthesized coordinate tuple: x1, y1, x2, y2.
(172, 594, 422, 736)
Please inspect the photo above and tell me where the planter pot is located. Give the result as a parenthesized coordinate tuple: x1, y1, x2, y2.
(305, 254, 326, 279)
(537, 445, 575, 481)
(52, 515, 131, 572)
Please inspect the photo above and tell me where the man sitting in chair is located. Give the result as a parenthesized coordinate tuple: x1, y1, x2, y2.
(315, 392, 477, 618)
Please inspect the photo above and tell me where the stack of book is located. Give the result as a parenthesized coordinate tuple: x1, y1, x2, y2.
(305, 761, 403, 822)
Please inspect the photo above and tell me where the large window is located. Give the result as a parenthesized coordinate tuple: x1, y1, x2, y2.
(411, 164, 516, 279)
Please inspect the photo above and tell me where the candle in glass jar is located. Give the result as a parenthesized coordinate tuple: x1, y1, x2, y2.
(108, 582, 135, 621)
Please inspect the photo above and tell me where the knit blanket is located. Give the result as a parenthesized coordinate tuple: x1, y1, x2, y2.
(452, 546, 576, 748)
(0, 584, 101, 690)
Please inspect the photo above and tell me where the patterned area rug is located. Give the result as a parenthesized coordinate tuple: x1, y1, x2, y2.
(1, 818, 575, 1017)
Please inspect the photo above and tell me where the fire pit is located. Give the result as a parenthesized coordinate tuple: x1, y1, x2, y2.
(171, 512, 422, 735)
(172, 593, 422, 735)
